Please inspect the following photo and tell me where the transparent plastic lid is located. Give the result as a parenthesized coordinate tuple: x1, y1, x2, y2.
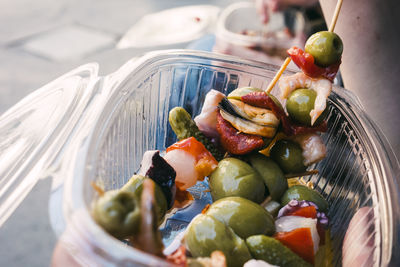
(0, 63, 99, 227)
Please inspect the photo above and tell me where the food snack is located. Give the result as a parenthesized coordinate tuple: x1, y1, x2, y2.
(91, 74, 334, 266)
(91, 4, 347, 264)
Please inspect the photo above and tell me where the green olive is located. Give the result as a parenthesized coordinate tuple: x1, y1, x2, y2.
(121, 175, 167, 224)
(206, 197, 275, 239)
(263, 200, 281, 217)
(93, 190, 140, 239)
(227, 87, 263, 100)
(270, 140, 306, 174)
(186, 214, 252, 267)
(305, 31, 343, 67)
(210, 158, 265, 203)
(246, 235, 312, 267)
(249, 154, 287, 201)
(286, 89, 328, 126)
(281, 185, 329, 212)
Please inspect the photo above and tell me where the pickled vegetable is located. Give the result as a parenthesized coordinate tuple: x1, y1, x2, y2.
(246, 235, 312, 267)
(121, 175, 167, 224)
(248, 154, 287, 201)
(209, 158, 265, 203)
(92, 190, 140, 239)
(305, 31, 343, 67)
(281, 185, 329, 212)
(169, 107, 224, 160)
(263, 201, 281, 217)
(270, 140, 306, 174)
(186, 214, 252, 267)
(206, 197, 275, 239)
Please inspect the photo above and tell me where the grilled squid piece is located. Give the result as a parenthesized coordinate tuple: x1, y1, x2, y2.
(194, 89, 225, 138)
(228, 99, 279, 127)
(218, 97, 277, 138)
(279, 72, 332, 125)
(292, 133, 327, 166)
(219, 110, 277, 138)
(164, 137, 218, 190)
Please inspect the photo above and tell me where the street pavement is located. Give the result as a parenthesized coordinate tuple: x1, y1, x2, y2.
(0, 0, 239, 266)
(0, 0, 399, 266)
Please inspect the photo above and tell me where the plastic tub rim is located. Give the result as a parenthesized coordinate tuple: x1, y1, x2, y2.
(61, 49, 400, 266)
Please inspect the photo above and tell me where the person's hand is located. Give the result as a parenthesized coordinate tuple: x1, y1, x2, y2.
(255, 0, 278, 23)
(255, 0, 319, 23)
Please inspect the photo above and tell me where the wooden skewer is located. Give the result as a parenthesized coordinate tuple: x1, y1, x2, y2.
(266, 57, 291, 93)
(91, 181, 105, 196)
(329, 0, 344, 32)
(265, 0, 344, 93)
(261, 196, 272, 207)
(284, 169, 319, 179)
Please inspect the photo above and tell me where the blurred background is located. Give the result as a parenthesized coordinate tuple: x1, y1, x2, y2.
(0, 1, 244, 266)
(0, 0, 398, 266)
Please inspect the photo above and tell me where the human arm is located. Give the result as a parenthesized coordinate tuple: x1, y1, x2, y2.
(319, 0, 400, 155)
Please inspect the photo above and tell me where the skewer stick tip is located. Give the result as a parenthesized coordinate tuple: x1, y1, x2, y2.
(329, 0, 344, 32)
(266, 57, 291, 93)
(265, 0, 343, 93)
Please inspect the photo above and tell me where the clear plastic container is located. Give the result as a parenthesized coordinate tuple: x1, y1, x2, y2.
(0, 50, 399, 266)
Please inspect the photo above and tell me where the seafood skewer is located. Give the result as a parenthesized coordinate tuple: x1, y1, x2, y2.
(265, 0, 344, 94)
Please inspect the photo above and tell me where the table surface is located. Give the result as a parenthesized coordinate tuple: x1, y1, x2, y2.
(0, 1, 398, 266)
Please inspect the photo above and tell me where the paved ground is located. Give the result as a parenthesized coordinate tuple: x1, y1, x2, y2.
(0, 1, 239, 266)
(0, 0, 399, 267)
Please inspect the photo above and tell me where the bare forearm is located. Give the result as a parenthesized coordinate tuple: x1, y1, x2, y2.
(320, 0, 400, 153)
(320, 0, 400, 89)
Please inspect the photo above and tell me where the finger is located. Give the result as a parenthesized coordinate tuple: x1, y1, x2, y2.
(268, 0, 281, 12)
(255, 0, 269, 23)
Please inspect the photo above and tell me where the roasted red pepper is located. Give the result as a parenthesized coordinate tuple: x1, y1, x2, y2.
(287, 46, 340, 82)
(241, 92, 327, 136)
(285, 205, 326, 245)
(287, 206, 317, 219)
(167, 137, 217, 163)
(275, 228, 315, 264)
(216, 112, 264, 155)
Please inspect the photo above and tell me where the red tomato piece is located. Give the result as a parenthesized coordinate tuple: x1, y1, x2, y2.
(275, 228, 315, 264)
(287, 46, 341, 82)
